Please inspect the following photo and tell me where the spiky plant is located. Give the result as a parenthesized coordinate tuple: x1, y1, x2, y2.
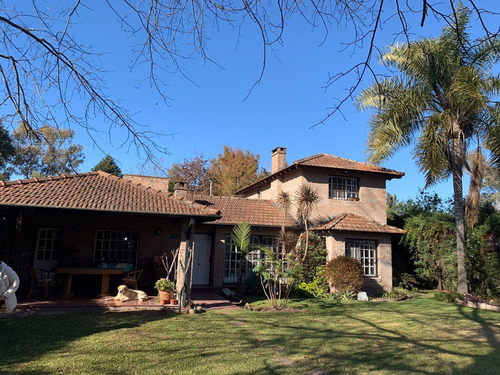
(231, 221, 253, 288)
(293, 183, 320, 262)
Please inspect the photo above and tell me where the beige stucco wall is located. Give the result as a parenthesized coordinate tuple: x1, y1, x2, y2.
(243, 168, 388, 224)
(324, 231, 393, 293)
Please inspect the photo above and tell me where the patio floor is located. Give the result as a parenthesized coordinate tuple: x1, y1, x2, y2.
(2, 290, 241, 318)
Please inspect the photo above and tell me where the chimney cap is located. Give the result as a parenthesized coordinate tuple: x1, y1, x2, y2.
(272, 147, 287, 153)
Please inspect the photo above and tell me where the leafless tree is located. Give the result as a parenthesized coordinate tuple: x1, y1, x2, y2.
(0, 1, 497, 157)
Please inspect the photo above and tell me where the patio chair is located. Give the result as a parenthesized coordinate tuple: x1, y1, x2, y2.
(27, 267, 53, 299)
(121, 269, 143, 290)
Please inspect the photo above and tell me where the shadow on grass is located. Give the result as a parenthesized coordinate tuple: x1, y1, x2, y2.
(233, 297, 500, 375)
(0, 310, 174, 374)
(454, 304, 499, 375)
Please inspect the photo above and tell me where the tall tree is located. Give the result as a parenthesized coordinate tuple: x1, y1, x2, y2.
(168, 154, 211, 194)
(357, 7, 500, 294)
(1, 2, 496, 162)
(404, 213, 457, 291)
(10, 124, 85, 178)
(92, 155, 123, 177)
(209, 146, 259, 196)
(0, 123, 15, 180)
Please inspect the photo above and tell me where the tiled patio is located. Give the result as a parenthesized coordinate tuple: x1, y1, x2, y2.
(5, 290, 241, 317)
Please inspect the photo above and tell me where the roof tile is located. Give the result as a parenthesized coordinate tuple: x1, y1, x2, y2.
(188, 194, 297, 228)
(0, 172, 219, 217)
(312, 213, 406, 234)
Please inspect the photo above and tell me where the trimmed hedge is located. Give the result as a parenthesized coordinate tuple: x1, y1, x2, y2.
(324, 256, 364, 293)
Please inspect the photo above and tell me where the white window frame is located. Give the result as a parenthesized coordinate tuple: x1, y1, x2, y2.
(223, 235, 278, 284)
(35, 228, 61, 262)
(329, 176, 359, 200)
(346, 238, 377, 277)
(93, 230, 139, 263)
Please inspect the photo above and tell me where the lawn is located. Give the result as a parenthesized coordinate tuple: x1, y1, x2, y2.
(0, 294, 499, 375)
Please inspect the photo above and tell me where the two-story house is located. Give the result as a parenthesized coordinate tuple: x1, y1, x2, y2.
(235, 147, 406, 292)
(0, 147, 405, 297)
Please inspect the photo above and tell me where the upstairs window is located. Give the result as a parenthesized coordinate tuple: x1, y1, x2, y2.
(329, 176, 358, 200)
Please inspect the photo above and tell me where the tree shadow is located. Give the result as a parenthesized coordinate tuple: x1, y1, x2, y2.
(235, 300, 500, 374)
(0, 310, 174, 374)
(454, 305, 499, 375)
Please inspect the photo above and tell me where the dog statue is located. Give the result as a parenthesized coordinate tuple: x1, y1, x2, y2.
(113, 285, 149, 302)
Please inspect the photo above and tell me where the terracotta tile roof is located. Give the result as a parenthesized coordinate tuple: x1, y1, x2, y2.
(236, 153, 404, 195)
(294, 154, 404, 177)
(187, 194, 297, 228)
(312, 213, 406, 234)
(0, 172, 220, 217)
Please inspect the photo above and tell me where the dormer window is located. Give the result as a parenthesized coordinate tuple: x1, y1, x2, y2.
(329, 176, 358, 200)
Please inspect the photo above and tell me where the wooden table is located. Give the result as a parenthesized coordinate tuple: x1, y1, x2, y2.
(52, 267, 124, 297)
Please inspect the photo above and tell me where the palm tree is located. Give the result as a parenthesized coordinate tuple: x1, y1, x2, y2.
(357, 7, 500, 294)
(293, 183, 320, 262)
(276, 190, 292, 234)
(231, 221, 253, 288)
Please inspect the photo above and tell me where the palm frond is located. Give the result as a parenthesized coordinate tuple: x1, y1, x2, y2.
(486, 120, 500, 169)
(231, 221, 252, 256)
(414, 115, 449, 186)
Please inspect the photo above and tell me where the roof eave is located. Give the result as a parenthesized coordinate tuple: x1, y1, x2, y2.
(0, 203, 222, 220)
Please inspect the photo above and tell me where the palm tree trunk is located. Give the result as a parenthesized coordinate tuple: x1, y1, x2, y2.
(451, 132, 468, 294)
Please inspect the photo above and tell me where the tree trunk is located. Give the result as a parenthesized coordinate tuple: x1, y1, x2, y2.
(437, 269, 443, 292)
(451, 130, 468, 294)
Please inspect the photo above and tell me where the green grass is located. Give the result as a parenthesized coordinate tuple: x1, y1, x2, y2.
(1, 294, 499, 374)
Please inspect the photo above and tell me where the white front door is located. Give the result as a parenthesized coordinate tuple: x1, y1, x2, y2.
(192, 234, 211, 285)
(33, 227, 60, 272)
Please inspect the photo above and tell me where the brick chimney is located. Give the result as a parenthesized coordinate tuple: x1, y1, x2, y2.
(174, 181, 188, 199)
(271, 147, 287, 173)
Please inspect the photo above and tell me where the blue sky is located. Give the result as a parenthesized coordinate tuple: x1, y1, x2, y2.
(38, 2, 498, 201)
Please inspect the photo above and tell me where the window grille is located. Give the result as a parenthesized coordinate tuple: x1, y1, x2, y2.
(329, 176, 359, 200)
(346, 238, 377, 276)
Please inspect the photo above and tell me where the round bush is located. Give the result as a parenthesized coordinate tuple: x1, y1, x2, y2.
(324, 256, 364, 293)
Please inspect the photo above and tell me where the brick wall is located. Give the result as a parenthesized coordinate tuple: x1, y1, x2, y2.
(324, 231, 393, 293)
(241, 168, 388, 225)
(7, 209, 189, 290)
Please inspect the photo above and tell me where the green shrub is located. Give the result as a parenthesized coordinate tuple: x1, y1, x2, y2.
(398, 273, 419, 291)
(333, 291, 356, 300)
(298, 280, 328, 298)
(294, 232, 327, 284)
(434, 291, 463, 303)
(382, 287, 412, 299)
(295, 265, 329, 298)
(324, 256, 364, 293)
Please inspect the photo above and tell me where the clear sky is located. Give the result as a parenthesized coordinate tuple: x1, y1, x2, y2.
(29, 1, 499, 201)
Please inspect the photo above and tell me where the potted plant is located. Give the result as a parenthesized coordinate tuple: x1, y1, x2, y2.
(155, 278, 175, 304)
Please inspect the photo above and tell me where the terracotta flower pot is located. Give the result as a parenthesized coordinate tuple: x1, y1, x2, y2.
(159, 291, 174, 304)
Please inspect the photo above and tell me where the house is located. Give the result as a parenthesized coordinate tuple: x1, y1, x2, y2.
(0, 172, 220, 296)
(235, 147, 406, 292)
(111, 177, 297, 287)
(0, 147, 405, 297)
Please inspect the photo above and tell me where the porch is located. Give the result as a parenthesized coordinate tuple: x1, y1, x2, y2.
(9, 290, 240, 317)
